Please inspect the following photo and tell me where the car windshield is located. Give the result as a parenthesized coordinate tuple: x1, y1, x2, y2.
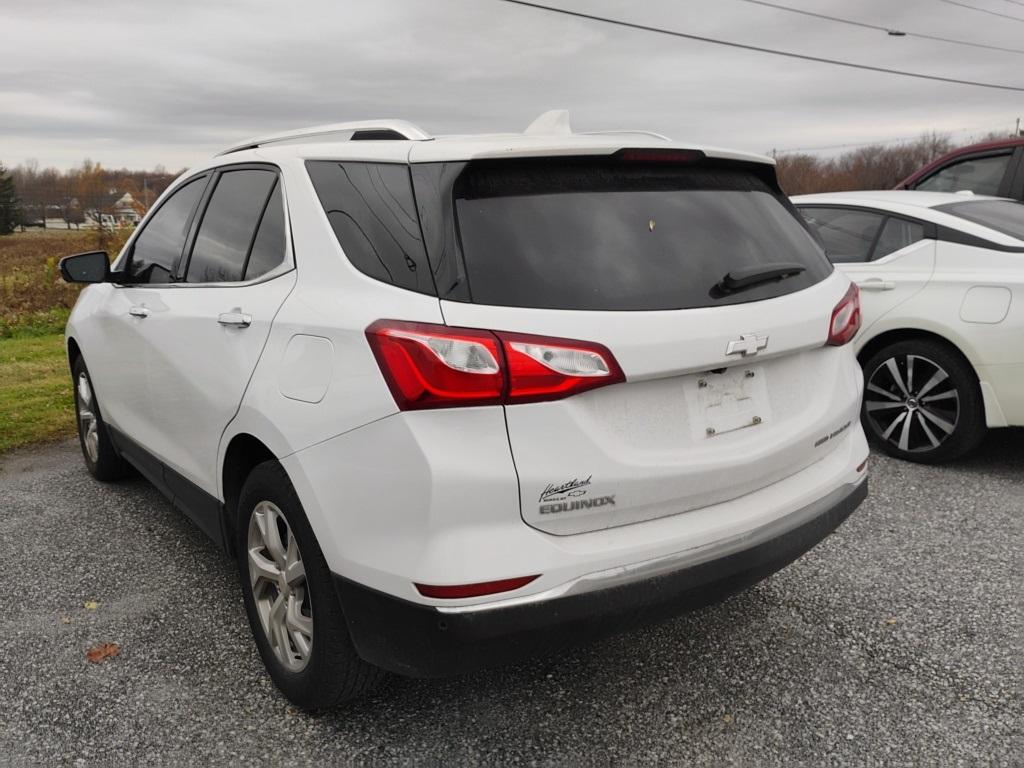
(934, 199, 1024, 242)
(452, 159, 832, 311)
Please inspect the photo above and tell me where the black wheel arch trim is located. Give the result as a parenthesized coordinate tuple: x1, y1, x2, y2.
(857, 328, 980, 384)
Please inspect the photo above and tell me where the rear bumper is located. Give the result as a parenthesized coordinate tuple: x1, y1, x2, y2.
(334, 477, 868, 678)
(979, 363, 1024, 427)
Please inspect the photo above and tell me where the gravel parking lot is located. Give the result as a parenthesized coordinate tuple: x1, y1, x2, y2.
(1, 433, 1021, 766)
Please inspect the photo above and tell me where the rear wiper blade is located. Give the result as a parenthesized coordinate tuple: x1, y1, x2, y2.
(714, 262, 806, 295)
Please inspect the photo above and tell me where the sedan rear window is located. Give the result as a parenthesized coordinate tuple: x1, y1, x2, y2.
(934, 199, 1024, 242)
(452, 159, 831, 310)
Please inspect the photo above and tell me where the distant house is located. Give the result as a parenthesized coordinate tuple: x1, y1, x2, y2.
(84, 191, 145, 228)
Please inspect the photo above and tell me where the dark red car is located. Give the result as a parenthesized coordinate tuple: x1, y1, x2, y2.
(896, 137, 1024, 198)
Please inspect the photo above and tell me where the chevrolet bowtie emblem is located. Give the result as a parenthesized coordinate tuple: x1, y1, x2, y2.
(725, 334, 769, 357)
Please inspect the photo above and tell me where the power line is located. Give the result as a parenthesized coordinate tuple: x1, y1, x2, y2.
(498, 1, 1024, 93)
(1001, 0, 1024, 7)
(775, 122, 1015, 153)
(938, 0, 1024, 22)
(737, 0, 1024, 55)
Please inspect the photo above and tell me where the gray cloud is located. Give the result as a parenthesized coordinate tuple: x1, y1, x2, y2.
(1, 0, 1021, 169)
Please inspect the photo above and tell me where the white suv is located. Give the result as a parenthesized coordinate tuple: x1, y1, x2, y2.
(60, 113, 868, 709)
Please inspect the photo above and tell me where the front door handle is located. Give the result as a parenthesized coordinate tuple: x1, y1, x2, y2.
(128, 306, 150, 318)
(218, 311, 252, 328)
(855, 278, 896, 292)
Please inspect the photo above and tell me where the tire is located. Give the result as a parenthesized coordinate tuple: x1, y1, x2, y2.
(235, 460, 385, 710)
(71, 356, 131, 481)
(861, 339, 986, 464)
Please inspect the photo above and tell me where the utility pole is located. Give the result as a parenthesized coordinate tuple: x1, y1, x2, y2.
(1017, 117, 1021, 137)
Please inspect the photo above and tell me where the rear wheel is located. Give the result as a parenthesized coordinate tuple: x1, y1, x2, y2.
(861, 339, 986, 464)
(236, 461, 385, 710)
(71, 356, 130, 481)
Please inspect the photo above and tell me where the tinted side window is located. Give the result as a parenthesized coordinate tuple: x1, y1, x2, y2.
(799, 207, 885, 263)
(186, 169, 277, 283)
(305, 161, 433, 295)
(872, 217, 925, 260)
(128, 177, 205, 283)
(915, 153, 1011, 195)
(245, 181, 286, 280)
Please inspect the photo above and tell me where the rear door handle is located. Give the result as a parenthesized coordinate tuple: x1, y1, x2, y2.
(218, 311, 252, 328)
(855, 278, 896, 291)
(128, 306, 150, 318)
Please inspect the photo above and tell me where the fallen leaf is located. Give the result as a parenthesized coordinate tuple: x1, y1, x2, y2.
(884, 617, 898, 625)
(723, 713, 734, 723)
(86, 642, 120, 663)
(60, 616, 72, 625)
(84, 601, 99, 611)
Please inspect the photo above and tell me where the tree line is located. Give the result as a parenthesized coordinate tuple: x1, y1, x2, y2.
(773, 131, 1019, 195)
(0, 160, 181, 234)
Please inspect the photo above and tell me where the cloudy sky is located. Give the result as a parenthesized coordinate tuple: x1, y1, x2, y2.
(3, 0, 1022, 170)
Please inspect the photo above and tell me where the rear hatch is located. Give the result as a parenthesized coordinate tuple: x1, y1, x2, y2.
(414, 152, 857, 535)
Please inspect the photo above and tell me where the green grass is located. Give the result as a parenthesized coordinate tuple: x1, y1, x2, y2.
(0, 331, 74, 453)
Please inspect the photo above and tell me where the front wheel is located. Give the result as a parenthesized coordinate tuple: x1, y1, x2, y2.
(861, 339, 986, 464)
(71, 356, 130, 481)
(236, 461, 385, 710)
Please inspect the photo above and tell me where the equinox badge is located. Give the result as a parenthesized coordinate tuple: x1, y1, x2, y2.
(725, 334, 769, 357)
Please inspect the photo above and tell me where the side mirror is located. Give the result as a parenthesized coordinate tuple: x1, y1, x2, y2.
(59, 251, 110, 283)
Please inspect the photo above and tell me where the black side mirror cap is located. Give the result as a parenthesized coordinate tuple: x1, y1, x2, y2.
(59, 251, 110, 283)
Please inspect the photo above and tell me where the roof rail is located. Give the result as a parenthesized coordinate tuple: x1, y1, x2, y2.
(217, 120, 432, 156)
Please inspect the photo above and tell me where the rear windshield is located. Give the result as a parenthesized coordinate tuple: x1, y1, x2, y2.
(934, 199, 1024, 242)
(452, 160, 831, 311)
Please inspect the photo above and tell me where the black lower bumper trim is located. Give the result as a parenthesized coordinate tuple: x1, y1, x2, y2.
(334, 479, 867, 678)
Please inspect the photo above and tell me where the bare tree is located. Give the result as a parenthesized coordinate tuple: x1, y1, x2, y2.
(776, 133, 956, 196)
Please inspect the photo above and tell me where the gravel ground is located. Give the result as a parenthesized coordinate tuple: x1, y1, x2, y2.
(0, 433, 1021, 766)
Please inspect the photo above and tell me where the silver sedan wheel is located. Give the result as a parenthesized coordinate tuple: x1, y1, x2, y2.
(865, 353, 960, 453)
(247, 501, 313, 672)
(76, 373, 100, 463)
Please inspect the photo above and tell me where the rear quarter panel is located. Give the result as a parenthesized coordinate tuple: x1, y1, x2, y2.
(854, 240, 1024, 425)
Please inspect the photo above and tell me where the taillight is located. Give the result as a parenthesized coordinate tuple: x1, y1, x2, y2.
(365, 321, 504, 410)
(366, 321, 625, 410)
(827, 283, 861, 346)
(500, 331, 625, 405)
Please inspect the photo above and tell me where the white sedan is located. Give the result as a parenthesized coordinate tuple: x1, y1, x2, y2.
(794, 191, 1024, 463)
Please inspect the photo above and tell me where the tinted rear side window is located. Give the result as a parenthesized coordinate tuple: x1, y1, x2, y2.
(245, 182, 286, 280)
(187, 169, 277, 283)
(453, 160, 831, 310)
(935, 199, 1024, 241)
(873, 217, 925, 259)
(799, 207, 885, 263)
(306, 161, 433, 295)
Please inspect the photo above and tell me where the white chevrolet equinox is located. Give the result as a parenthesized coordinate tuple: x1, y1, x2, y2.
(60, 112, 869, 709)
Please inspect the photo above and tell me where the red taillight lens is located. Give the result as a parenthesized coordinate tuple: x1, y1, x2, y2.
(414, 575, 539, 599)
(827, 283, 861, 346)
(365, 320, 504, 410)
(366, 321, 625, 410)
(497, 331, 625, 405)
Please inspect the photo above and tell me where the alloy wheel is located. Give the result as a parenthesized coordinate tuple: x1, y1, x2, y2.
(76, 373, 100, 463)
(864, 354, 960, 453)
(247, 501, 314, 672)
